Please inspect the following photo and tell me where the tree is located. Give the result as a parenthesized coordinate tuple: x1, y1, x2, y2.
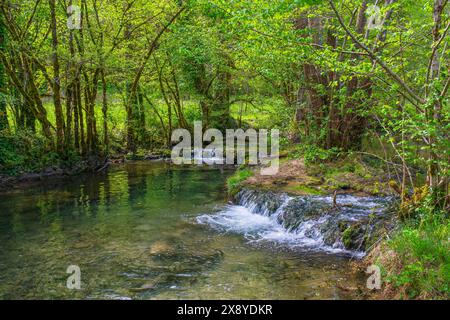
(0, 10, 8, 130)
(49, 0, 65, 153)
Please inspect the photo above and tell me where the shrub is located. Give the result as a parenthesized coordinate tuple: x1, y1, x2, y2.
(290, 144, 342, 165)
(386, 206, 450, 299)
(0, 130, 77, 175)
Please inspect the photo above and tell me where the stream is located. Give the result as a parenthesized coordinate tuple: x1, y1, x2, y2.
(0, 161, 369, 300)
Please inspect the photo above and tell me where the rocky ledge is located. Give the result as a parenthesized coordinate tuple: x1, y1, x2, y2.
(233, 188, 397, 254)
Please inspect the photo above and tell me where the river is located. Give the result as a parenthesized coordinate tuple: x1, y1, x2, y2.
(0, 161, 362, 300)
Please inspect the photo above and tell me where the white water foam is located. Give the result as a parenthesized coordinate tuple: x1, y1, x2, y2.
(197, 203, 362, 257)
(192, 148, 224, 164)
(195, 189, 391, 257)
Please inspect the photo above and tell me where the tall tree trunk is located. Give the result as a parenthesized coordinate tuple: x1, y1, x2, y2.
(49, 0, 65, 153)
(428, 0, 447, 200)
(125, 6, 185, 152)
(210, 54, 233, 131)
(77, 80, 85, 155)
(73, 79, 80, 152)
(65, 87, 73, 147)
(101, 70, 108, 153)
(340, 1, 372, 150)
(66, 3, 76, 149)
(83, 71, 99, 155)
(0, 12, 8, 130)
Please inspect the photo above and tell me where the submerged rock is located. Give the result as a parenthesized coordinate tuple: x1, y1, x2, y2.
(125, 245, 225, 295)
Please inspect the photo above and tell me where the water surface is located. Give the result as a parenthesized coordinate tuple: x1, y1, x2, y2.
(0, 162, 361, 299)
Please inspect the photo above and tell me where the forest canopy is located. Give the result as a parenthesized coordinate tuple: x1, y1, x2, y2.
(0, 0, 449, 208)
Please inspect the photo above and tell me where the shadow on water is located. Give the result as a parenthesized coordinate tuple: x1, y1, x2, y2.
(0, 161, 362, 300)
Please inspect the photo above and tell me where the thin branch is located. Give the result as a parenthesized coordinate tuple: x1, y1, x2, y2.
(426, 20, 450, 96)
(440, 76, 450, 99)
(329, 0, 426, 105)
(129, 6, 185, 99)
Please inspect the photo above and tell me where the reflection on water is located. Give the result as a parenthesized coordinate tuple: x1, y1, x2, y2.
(0, 162, 361, 300)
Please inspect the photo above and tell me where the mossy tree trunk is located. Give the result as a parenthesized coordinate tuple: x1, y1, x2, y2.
(0, 12, 8, 130)
(49, 0, 65, 153)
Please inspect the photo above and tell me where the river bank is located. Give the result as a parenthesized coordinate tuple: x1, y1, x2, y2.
(233, 158, 393, 197)
(0, 156, 110, 192)
(228, 158, 449, 300)
(1, 155, 446, 299)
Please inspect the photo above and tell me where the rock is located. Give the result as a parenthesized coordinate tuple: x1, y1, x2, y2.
(235, 189, 286, 215)
(234, 188, 396, 253)
(18, 173, 41, 181)
(149, 241, 172, 255)
(129, 275, 165, 292)
(111, 158, 125, 164)
(321, 212, 394, 251)
(144, 154, 163, 161)
(279, 198, 332, 231)
(341, 222, 367, 250)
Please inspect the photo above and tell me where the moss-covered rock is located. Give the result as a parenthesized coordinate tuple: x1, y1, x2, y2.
(278, 198, 332, 231)
(234, 188, 285, 215)
(234, 188, 396, 253)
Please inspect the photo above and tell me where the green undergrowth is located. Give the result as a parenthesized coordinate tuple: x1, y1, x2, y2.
(0, 130, 80, 175)
(227, 167, 254, 196)
(370, 197, 450, 299)
(386, 205, 450, 299)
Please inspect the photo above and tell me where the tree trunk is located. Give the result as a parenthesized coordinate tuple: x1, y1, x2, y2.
(428, 0, 447, 200)
(0, 12, 8, 130)
(73, 79, 80, 152)
(101, 70, 108, 153)
(49, 0, 65, 153)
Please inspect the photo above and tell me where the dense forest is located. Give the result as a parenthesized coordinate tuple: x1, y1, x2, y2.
(0, 0, 449, 299)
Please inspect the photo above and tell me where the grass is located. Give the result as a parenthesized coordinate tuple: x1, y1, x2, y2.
(386, 211, 450, 299)
(227, 167, 254, 196)
(369, 199, 450, 300)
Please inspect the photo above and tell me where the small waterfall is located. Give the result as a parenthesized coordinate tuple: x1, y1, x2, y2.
(197, 189, 394, 257)
(192, 148, 224, 163)
(236, 189, 292, 216)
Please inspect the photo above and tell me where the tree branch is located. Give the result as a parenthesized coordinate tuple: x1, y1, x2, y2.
(129, 6, 185, 100)
(426, 20, 450, 96)
(329, 0, 425, 104)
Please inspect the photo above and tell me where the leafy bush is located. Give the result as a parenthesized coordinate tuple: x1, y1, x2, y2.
(386, 205, 450, 299)
(290, 144, 342, 165)
(0, 130, 78, 175)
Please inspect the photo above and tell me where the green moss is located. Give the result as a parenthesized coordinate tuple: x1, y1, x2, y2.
(325, 176, 351, 190)
(227, 168, 254, 196)
(342, 225, 358, 249)
(126, 148, 146, 160)
(286, 184, 324, 195)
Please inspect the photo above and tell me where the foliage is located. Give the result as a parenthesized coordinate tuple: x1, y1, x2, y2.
(290, 144, 342, 165)
(227, 167, 254, 196)
(0, 130, 78, 175)
(386, 206, 450, 299)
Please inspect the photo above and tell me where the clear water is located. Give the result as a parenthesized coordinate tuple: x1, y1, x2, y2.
(0, 162, 361, 300)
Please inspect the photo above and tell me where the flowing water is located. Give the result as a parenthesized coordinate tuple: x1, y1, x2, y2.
(0, 161, 363, 300)
(198, 189, 391, 258)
